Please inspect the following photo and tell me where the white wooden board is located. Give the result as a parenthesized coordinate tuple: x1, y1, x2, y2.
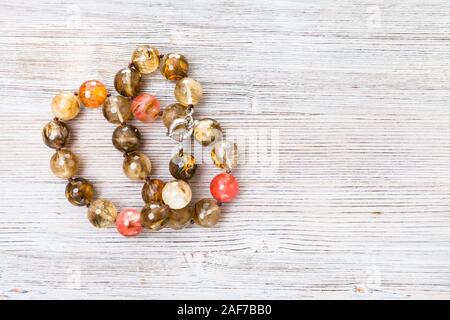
(0, 0, 450, 299)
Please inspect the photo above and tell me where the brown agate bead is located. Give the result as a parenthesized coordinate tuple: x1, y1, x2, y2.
(140, 202, 169, 230)
(142, 178, 165, 203)
(174, 77, 203, 106)
(162, 103, 188, 128)
(123, 151, 152, 180)
(211, 140, 239, 169)
(79, 80, 108, 108)
(87, 199, 117, 228)
(194, 118, 222, 147)
(51, 91, 80, 120)
(42, 120, 70, 149)
(114, 67, 141, 97)
(169, 153, 197, 180)
(50, 149, 79, 179)
(112, 124, 141, 152)
(131, 45, 160, 74)
(65, 177, 94, 206)
(103, 95, 132, 124)
(194, 198, 221, 227)
(167, 206, 193, 230)
(160, 53, 189, 81)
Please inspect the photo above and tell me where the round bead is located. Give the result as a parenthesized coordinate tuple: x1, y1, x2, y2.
(112, 124, 141, 152)
(131, 93, 160, 122)
(114, 67, 141, 97)
(87, 199, 117, 228)
(160, 53, 189, 81)
(194, 118, 222, 147)
(211, 141, 239, 169)
(116, 208, 143, 237)
(141, 202, 169, 231)
(102, 95, 132, 124)
(162, 180, 192, 209)
(169, 153, 197, 180)
(51, 91, 80, 120)
(123, 151, 152, 180)
(141, 178, 165, 203)
(131, 45, 160, 74)
(78, 80, 108, 108)
(210, 173, 239, 203)
(50, 149, 79, 179)
(168, 206, 193, 230)
(42, 120, 70, 149)
(194, 198, 221, 227)
(65, 177, 94, 206)
(174, 77, 203, 106)
(162, 103, 188, 128)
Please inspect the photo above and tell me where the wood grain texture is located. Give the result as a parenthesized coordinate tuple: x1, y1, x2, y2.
(1, 0, 450, 299)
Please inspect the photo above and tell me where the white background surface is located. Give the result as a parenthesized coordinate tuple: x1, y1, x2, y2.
(0, 0, 450, 299)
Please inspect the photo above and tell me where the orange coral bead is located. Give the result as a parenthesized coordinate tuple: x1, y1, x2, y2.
(78, 80, 108, 108)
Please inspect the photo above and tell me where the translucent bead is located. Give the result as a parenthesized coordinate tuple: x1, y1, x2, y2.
(42, 120, 70, 149)
(65, 177, 94, 206)
(131, 93, 160, 122)
(210, 173, 239, 202)
(131, 45, 160, 74)
(168, 206, 193, 230)
(50, 149, 79, 179)
(123, 151, 152, 180)
(162, 103, 187, 128)
(160, 53, 189, 81)
(51, 91, 80, 120)
(141, 202, 169, 230)
(194, 118, 222, 147)
(87, 199, 117, 228)
(211, 140, 239, 169)
(102, 95, 132, 124)
(169, 153, 197, 180)
(79, 80, 108, 108)
(194, 198, 221, 227)
(141, 178, 165, 203)
(162, 180, 192, 209)
(174, 77, 203, 106)
(112, 124, 141, 152)
(114, 67, 141, 97)
(116, 208, 143, 237)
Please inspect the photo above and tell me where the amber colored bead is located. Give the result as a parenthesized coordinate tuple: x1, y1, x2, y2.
(194, 118, 222, 147)
(131, 93, 160, 123)
(79, 80, 108, 108)
(142, 178, 165, 203)
(131, 45, 160, 74)
(50, 149, 79, 179)
(87, 199, 117, 228)
(162, 180, 192, 209)
(51, 91, 80, 120)
(103, 95, 132, 124)
(174, 77, 203, 106)
(141, 202, 169, 230)
(114, 67, 141, 97)
(42, 120, 70, 149)
(162, 103, 188, 128)
(211, 140, 239, 169)
(65, 177, 94, 206)
(123, 151, 152, 180)
(160, 53, 189, 81)
(194, 198, 221, 227)
(112, 124, 141, 152)
(169, 153, 197, 180)
(167, 206, 193, 230)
